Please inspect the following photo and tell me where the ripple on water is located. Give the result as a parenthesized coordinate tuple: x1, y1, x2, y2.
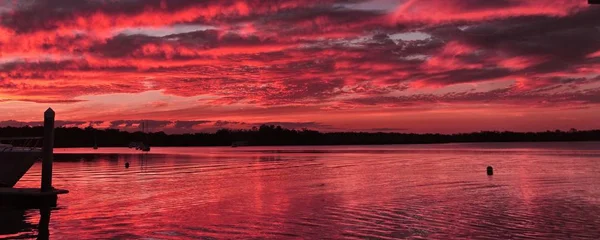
(3, 145, 600, 239)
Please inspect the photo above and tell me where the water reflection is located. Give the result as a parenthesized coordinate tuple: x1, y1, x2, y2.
(5, 144, 600, 239)
(38, 207, 51, 240)
(0, 207, 51, 240)
(0, 208, 34, 239)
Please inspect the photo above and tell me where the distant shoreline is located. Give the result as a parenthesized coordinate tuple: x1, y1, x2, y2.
(51, 140, 600, 149)
(1, 125, 599, 148)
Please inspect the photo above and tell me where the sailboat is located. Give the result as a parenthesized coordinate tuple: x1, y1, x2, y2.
(140, 121, 151, 152)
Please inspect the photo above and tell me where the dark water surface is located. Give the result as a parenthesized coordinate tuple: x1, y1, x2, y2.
(2, 142, 600, 239)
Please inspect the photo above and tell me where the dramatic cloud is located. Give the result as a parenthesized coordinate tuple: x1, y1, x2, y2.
(1, 0, 599, 133)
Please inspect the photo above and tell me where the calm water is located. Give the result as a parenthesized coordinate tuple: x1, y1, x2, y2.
(2, 142, 600, 239)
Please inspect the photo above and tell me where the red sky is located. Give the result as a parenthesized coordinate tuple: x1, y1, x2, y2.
(1, 0, 600, 133)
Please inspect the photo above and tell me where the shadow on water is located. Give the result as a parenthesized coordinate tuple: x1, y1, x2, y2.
(53, 153, 142, 162)
(0, 207, 52, 240)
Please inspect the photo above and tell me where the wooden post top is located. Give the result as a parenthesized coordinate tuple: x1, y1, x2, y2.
(44, 108, 55, 118)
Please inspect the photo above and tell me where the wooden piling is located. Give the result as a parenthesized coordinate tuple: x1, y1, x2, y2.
(0, 108, 68, 208)
(41, 108, 55, 192)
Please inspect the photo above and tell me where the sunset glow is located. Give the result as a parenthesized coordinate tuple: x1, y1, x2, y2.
(1, 0, 600, 133)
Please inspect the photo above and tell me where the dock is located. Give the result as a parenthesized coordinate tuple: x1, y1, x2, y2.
(0, 188, 68, 208)
(0, 108, 69, 208)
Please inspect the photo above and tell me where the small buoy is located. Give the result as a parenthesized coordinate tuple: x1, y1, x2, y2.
(125, 162, 130, 168)
(487, 166, 493, 175)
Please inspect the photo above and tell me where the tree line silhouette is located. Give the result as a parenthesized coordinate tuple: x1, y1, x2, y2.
(0, 125, 598, 148)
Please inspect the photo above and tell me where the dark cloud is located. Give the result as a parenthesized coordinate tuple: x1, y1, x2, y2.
(447, 0, 519, 10)
(254, 121, 331, 129)
(91, 34, 160, 58)
(429, 7, 600, 74)
(213, 121, 247, 127)
(369, 128, 409, 132)
(0, 119, 334, 133)
(1, 0, 356, 32)
(263, 78, 345, 104)
(2, 0, 200, 32)
(345, 81, 600, 108)
(108, 120, 136, 129)
(425, 68, 513, 85)
(0, 120, 86, 128)
(174, 120, 211, 129)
